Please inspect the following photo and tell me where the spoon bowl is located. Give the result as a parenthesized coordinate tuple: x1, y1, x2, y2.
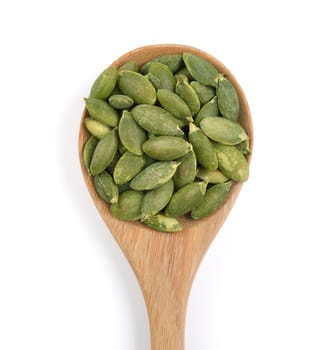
(78, 44, 253, 350)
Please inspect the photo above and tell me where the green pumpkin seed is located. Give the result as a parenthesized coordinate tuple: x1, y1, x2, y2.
(195, 96, 219, 125)
(214, 143, 249, 182)
(140, 54, 183, 74)
(183, 53, 219, 87)
(94, 171, 119, 204)
(119, 61, 138, 72)
(108, 94, 134, 110)
(84, 97, 119, 127)
(119, 110, 147, 155)
(90, 129, 118, 176)
(217, 75, 240, 121)
(200, 117, 248, 145)
(141, 180, 174, 217)
(147, 62, 175, 91)
(84, 118, 111, 139)
(189, 123, 218, 170)
(175, 77, 200, 115)
(89, 66, 117, 100)
(106, 152, 121, 174)
(142, 214, 182, 232)
(83, 136, 98, 175)
(196, 168, 228, 183)
(190, 81, 216, 105)
(173, 149, 197, 189)
(175, 67, 192, 81)
(118, 70, 156, 105)
(165, 182, 207, 217)
(142, 136, 192, 161)
(145, 72, 159, 89)
(157, 89, 192, 121)
(113, 151, 146, 184)
(236, 139, 251, 155)
(175, 72, 188, 83)
(130, 161, 180, 191)
(140, 63, 151, 75)
(191, 182, 232, 219)
(110, 190, 143, 221)
(131, 104, 183, 136)
(155, 54, 183, 73)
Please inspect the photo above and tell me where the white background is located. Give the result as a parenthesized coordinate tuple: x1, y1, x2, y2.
(0, 0, 332, 349)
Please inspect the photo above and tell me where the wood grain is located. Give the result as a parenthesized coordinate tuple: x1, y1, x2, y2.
(78, 44, 253, 350)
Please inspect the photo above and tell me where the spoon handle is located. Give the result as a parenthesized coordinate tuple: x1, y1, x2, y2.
(144, 282, 188, 350)
(116, 229, 196, 350)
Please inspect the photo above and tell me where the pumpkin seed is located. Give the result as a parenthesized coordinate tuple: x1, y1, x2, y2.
(147, 62, 175, 91)
(189, 123, 218, 170)
(191, 182, 232, 219)
(118, 110, 147, 155)
(200, 117, 248, 145)
(119, 61, 138, 72)
(175, 67, 192, 81)
(90, 129, 118, 176)
(140, 54, 183, 74)
(190, 81, 215, 105)
(142, 136, 192, 161)
(145, 72, 160, 90)
(175, 77, 200, 115)
(196, 168, 228, 183)
(142, 214, 182, 232)
(83, 136, 98, 175)
(89, 66, 117, 100)
(131, 104, 183, 136)
(217, 75, 240, 121)
(173, 149, 197, 189)
(165, 182, 207, 217)
(118, 70, 156, 105)
(195, 96, 219, 125)
(84, 97, 119, 127)
(141, 180, 174, 217)
(94, 171, 119, 204)
(157, 89, 192, 121)
(110, 190, 143, 221)
(183, 53, 218, 87)
(108, 94, 134, 110)
(214, 143, 249, 182)
(113, 151, 146, 184)
(106, 152, 121, 174)
(130, 161, 180, 191)
(84, 118, 111, 139)
(236, 139, 251, 155)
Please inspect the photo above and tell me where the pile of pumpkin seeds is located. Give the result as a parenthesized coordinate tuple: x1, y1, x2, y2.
(83, 52, 250, 232)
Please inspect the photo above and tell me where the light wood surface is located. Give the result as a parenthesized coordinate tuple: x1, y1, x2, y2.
(78, 44, 253, 350)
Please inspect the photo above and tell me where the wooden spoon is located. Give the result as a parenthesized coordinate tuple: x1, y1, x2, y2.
(78, 44, 253, 350)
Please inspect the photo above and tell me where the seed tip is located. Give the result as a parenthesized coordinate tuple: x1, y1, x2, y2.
(110, 197, 118, 204)
(189, 122, 198, 134)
